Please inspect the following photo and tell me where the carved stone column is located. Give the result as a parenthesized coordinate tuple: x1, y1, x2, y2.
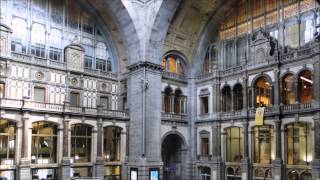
(241, 120, 250, 180)
(60, 116, 71, 180)
(211, 122, 224, 180)
(312, 113, 320, 179)
(312, 55, 320, 107)
(273, 69, 281, 110)
(19, 112, 31, 180)
(94, 118, 104, 178)
(272, 116, 283, 180)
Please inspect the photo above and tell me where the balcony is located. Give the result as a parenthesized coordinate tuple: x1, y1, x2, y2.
(197, 155, 212, 161)
(162, 71, 186, 82)
(0, 98, 129, 119)
(161, 112, 188, 122)
(280, 103, 312, 113)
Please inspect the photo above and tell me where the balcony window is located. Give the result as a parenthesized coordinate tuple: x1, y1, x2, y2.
(104, 126, 122, 162)
(163, 86, 172, 113)
(84, 56, 93, 69)
(0, 120, 16, 166)
(200, 137, 209, 156)
(107, 60, 112, 72)
(200, 96, 209, 114)
(226, 127, 243, 162)
(70, 92, 80, 107)
(96, 59, 106, 72)
(198, 166, 211, 180)
(100, 96, 110, 109)
(254, 76, 271, 107)
(233, 84, 243, 111)
(49, 47, 62, 61)
(221, 86, 231, 112)
(31, 122, 57, 164)
(174, 89, 182, 114)
(11, 40, 27, 54)
(287, 123, 312, 165)
(282, 74, 296, 105)
(30, 44, 45, 58)
(0, 83, 4, 98)
(33, 87, 45, 103)
(298, 70, 313, 104)
(162, 54, 185, 76)
(71, 124, 92, 163)
(253, 126, 274, 164)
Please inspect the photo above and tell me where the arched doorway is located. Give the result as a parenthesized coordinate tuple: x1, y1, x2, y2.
(161, 133, 186, 180)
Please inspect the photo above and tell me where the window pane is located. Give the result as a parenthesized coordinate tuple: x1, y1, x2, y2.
(104, 127, 121, 162)
(70, 92, 80, 107)
(34, 87, 45, 103)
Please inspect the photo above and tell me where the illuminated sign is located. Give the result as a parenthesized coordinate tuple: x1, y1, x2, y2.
(149, 168, 159, 180)
(130, 168, 138, 180)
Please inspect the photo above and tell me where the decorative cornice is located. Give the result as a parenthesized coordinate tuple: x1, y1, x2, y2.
(127, 61, 162, 72)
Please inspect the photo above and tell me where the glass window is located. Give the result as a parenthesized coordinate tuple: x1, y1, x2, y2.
(84, 56, 93, 69)
(34, 87, 45, 103)
(96, 59, 106, 72)
(31, 23, 46, 45)
(282, 74, 296, 105)
(0, 170, 15, 180)
(226, 127, 243, 162)
(287, 123, 312, 165)
(174, 89, 182, 114)
(233, 84, 243, 111)
(50, 29, 62, 48)
(255, 76, 271, 107)
(104, 127, 121, 162)
(301, 17, 314, 45)
(30, 44, 45, 58)
(96, 42, 107, 59)
(0, 83, 4, 98)
(100, 96, 109, 109)
(31, 122, 57, 164)
(200, 96, 209, 114)
(162, 54, 185, 76)
(221, 86, 231, 112)
(71, 124, 92, 163)
(226, 167, 241, 180)
(163, 87, 172, 113)
(71, 167, 92, 178)
(198, 166, 210, 180)
(298, 70, 313, 104)
(12, 17, 27, 41)
(104, 165, 121, 180)
(49, 47, 62, 61)
(0, 120, 16, 166)
(285, 22, 299, 48)
(31, 168, 57, 180)
(70, 92, 80, 107)
(107, 60, 112, 72)
(200, 137, 209, 155)
(253, 126, 274, 164)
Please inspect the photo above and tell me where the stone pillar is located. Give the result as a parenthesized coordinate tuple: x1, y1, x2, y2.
(241, 120, 250, 180)
(272, 116, 283, 180)
(95, 118, 104, 178)
(242, 77, 248, 111)
(312, 54, 320, 107)
(18, 113, 31, 180)
(274, 70, 281, 110)
(125, 62, 163, 180)
(312, 113, 320, 179)
(212, 80, 220, 112)
(60, 116, 71, 180)
(211, 122, 224, 180)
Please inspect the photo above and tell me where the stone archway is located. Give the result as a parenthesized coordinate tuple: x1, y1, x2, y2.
(161, 133, 187, 180)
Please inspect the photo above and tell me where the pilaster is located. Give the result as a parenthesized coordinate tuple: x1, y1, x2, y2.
(60, 116, 71, 180)
(18, 112, 31, 180)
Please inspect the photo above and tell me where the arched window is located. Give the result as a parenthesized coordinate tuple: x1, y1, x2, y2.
(253, 126, 274, 164)
(11, 17, 27, 54)
(298, 70, 313, 104)
(301, 15, 314, 45)
(104, 126, 121, 162)
(203, 45, 216, 74)
(282, 74, 296, 105)
(226, 167, 241, 180)
(288, 170, 299, 180)
(226, 127, 243, 162)
(287, 123, 312, 165)
(301, 171, 312, 180)
(255, 76, 271, 107)
(198, 166, 211, 180)
(162, 54, 185, 76)
(163, 87, 172, 113)
(96, 42, 107, 59)
(233, 84, 243, 111)
(83, 38, 94, 69)
(49, 29, 62, 61)
(71, 124, 92, 163)
(174, 89, 182, 113)
(31, 121, 57, 164)
(285, 21, 299, 48)
(31, 23, 45, 45)
(221, 86, 231, 112)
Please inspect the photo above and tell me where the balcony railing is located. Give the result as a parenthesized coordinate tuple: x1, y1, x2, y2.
(161, 112, 188, 122)
(280, 103, 312, 112)
(0, 98, 128, 119)
(162, 71, 186, 81)
(197, 155, 212, 161)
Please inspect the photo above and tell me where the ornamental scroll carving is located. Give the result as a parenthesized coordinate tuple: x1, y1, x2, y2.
(65, 43, 84, 72)
(250, 28, 277, 65)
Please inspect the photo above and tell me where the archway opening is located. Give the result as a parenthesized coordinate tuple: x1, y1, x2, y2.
(161, 134, 186, 180)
